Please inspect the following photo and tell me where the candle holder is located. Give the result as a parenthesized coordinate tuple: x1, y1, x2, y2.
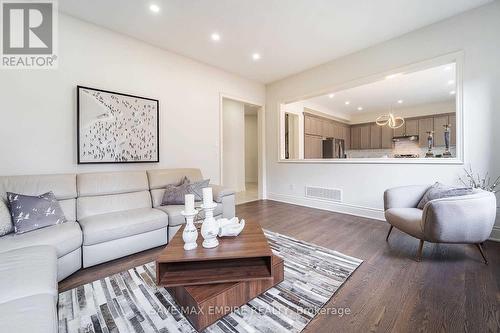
(200, 202, 219, 248)
(181, 209, 198, 251)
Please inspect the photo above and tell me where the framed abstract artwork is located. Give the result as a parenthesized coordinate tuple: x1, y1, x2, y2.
(77, 86, 159, 164)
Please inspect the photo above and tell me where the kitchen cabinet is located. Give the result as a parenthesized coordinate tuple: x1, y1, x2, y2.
(418, 117, 434, 147)
(350, 126, 361, 150)
(343, 126, 351, 149)
(304, 135, 323, 159)
(370, 123, 381, 149)
(394, 125, 405, 137)
(381, 125, 393, 149)
(433, 115, 449, 147)
(405, 119, 418, 136)
(360, 125, 371, 149)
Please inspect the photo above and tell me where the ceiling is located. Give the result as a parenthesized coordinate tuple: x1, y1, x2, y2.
(59, 0, 492, 83)
(306, 63, 456, 114)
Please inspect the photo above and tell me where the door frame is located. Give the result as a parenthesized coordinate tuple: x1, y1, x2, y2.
(219, 93, 266, 200)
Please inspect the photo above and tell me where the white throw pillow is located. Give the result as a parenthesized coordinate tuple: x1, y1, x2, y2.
(0, 199, 13, 236)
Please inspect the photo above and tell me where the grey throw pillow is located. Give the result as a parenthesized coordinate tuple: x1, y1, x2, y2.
(417, 182, 473, 209)
(161, 181, 191, 205)
(7, 191, 67, 234)
(187, 179, 210, 201)
(0, 199, 13, 236)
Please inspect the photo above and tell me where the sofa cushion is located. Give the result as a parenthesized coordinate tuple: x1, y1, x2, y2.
(7, 191, 67, 234)
(77, 171, 149, 197)
(0, 294, 57, 333)
(0, 222, 82, 258)
(156, 203, 223, 227)
(0, 246, 58, 304)
(79, 207, 168, 246)
(385, 208, 424, 239)
(0, 199, 12, 236)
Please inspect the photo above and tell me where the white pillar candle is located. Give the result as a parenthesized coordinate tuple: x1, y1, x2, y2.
(185, 194, 195, 213)
(202, 187, 213, 206)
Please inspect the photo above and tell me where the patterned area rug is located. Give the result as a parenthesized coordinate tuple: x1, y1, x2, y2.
(58, 230, 362, 333)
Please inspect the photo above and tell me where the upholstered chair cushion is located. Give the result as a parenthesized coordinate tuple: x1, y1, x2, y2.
(417, 182, 473, 209)
(385, 208, 424, 239)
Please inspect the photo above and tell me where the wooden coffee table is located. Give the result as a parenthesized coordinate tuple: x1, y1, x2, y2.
(156, 220, 284, 331)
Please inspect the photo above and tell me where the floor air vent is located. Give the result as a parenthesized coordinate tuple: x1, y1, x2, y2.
(305, 186, 342, 202)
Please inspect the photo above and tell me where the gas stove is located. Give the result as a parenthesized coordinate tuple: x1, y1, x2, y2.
(394, 154, 420, 158)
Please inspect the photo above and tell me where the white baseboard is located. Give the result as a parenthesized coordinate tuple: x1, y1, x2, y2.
(267, 192, 500, 242)
(267, 192, 385, 221)
(490, 226, 500, 242)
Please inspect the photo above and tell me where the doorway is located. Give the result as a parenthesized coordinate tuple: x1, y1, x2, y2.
(220, 96, 263, 204)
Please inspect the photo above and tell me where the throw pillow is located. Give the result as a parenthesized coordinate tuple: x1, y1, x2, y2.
(187, 179, 210, 201)
(7, 191, 67, 234)
(161, 181, 191, 205)
(0, 199, 13, 236)
(417, 182, 473, 209)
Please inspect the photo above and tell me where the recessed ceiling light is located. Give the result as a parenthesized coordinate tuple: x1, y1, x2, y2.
(211, 33, 220, 41)
(252, 53, 261, 61)
(344, 101, 350, 105)
(450, 90, 456, 95)
(149, 4, 160, 13)
(357, 107, 363, 111)
(447, 80, 455, 85)
(397, 100, 404, 104)
(328, 93, 335, 98)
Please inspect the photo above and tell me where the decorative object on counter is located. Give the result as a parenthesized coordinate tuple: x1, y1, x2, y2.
(218, 217, 246, 237)
(182, 194, 198, 250)
(425, 131, 434, 157)
(200, 187, 219, 248)
(443, 124, 452, 157)
(459, 166, 500, 194)
(376, 112, 404, 129)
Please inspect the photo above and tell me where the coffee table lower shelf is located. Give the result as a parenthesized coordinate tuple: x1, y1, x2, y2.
(167, 255, 284, 331)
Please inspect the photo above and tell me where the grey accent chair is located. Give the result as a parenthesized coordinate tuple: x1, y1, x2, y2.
(384, 185, 496, 263)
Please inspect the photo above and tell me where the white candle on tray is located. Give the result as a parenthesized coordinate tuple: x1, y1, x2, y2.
(202, 187, 213, 206)
(185, 194, 195, 213)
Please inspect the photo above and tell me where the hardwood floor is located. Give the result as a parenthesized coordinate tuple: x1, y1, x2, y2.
(59, 200, 500, 333)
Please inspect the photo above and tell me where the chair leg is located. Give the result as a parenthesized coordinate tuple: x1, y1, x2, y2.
(416, 240, 424, 262)
(386, 225, 393, 242)
(475, 243, 488, 265)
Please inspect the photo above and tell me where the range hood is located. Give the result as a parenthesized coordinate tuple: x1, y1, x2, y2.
(392, 135, 419, 142)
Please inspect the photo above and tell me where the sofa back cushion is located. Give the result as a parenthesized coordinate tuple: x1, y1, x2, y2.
(0, 174, 77, 222)
(76, 171, 151, 220)
(147, 169, 203, 207)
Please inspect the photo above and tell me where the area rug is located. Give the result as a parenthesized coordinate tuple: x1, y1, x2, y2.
(58, 230, 362, 333)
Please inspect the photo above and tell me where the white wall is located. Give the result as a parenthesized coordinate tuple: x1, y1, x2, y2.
(266, 2, 500, 238)
(222, 99, 246, 192)
(245, 114, 258, 183)
(0, 14, 265, 184)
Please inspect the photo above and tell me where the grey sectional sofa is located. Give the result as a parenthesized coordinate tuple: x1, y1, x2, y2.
(0, 168, 235, 333)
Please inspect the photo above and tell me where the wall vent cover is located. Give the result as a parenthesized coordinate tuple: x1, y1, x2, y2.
(305, 186, 342, 202)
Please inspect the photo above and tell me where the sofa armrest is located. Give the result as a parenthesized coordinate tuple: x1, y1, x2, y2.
(422, 190, 496, 243)
(211, 185, 235, 204)
(384, 185, 430, 210)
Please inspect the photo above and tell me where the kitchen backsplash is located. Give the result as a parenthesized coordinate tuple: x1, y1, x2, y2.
(347, 142, 456, 158)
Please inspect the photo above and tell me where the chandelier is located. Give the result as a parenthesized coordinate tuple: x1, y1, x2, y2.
(376, 113, 405, 129)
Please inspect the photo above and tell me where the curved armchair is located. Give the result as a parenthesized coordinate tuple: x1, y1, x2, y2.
(384, 185, 496, 263)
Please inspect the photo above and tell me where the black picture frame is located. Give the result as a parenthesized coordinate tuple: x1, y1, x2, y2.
(76, 85, 160, 164)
